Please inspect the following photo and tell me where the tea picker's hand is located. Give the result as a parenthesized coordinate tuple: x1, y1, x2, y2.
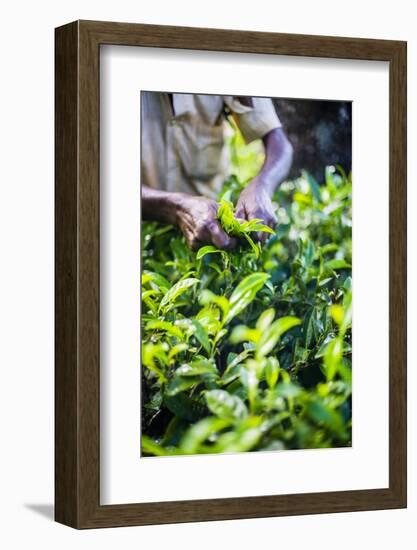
(142, 186, 236, 252)
(235, 178, 277, 243)
(177, 195, 236, 251)
(235, 127, 293, 242)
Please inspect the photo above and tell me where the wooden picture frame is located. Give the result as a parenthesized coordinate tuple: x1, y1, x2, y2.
(55, 20, 407, 529)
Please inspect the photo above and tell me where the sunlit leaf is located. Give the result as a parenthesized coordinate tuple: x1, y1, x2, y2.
(141, 436, 180, 456)
(175, 359, 217, 378)
(205, 390, 248, 420)
(199, 289, 230, 318)
(191, 319, 211, 354)
(215, 425, 263, 453)
(265, 357, 280, 389)
(256, 308, 275, 332)
(180, 417, 233, 453)
(230, 325, 261, 344)
(196, 245, 222, 260)
(146, 320, 184, 339)
(220, 350, 252, 385)
(168, 343, 188, 362)
(325, 259, 351, 271)
(159, 277, 199, 312)
(275, 382, 303, 399)
(330, 304, 344, 326)
(323, 337, 343, 380)
(142, 270, 170, 291)
(226, 273, 270, 323)
(257, 316, 301, 357)
(165, 376, 200, 396)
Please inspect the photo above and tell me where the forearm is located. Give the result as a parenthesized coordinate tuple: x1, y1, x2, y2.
(141, 186, 186, 225)
(257, 127, 293, 195)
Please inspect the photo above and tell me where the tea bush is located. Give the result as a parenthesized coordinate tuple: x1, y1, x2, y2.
(141, 165, 352, 456)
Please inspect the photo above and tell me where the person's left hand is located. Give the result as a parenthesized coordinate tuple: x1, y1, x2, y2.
(235, 178, 277, 242)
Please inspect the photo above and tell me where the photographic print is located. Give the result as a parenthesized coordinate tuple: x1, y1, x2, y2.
(55, 21, 406, 527)
(141, 92, 352, 457)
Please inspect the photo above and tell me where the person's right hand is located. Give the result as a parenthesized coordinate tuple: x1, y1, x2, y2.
(176, 195, 236, 251)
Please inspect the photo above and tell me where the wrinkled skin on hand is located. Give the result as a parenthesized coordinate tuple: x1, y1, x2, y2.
(177, 195, 237, 251)
(235, 178, 278, 242)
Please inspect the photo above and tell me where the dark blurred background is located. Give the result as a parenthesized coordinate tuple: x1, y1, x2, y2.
(273, 99, 352, 182)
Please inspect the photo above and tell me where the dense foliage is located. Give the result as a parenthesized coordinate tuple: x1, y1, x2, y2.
(141, 164, 352, 456)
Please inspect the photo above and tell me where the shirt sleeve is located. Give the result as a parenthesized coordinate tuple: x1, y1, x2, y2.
(223, 96, 281, 143)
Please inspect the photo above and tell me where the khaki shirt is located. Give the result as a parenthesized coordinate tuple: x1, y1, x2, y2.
(141, 92, 281, 198)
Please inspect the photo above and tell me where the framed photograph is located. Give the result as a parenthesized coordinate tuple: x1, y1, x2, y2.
(55, 20, 407, 528)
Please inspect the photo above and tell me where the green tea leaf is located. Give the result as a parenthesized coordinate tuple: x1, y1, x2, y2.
(230, 325, 261, 344)
(142, 270, 170, 291)
(330, 304, 344, 326)
(205, 390, 248, 420)
(217, 199, 241, 234)
(159, 277, 199, 312)
(220, 350, 252, 385)
(257, 316, 301, 357)
(256, 308, 275, 331)
(196, 245, 221, 260)
(163, 393, 202, 422)
(275, 382, 303, 399)
(165, 376, 200, 396)
(226, 273, 270, 322)
(146, 320, 184, 339)
(215, 425, 263, 453)
(265, 357, 280, 389)
(141, 436, 180, 456)
(323, 337, 343, 380)
(240, 219, 275, 234)
(243, 232, 260, 257)
(175, 359, 218, 378)
(191, 319, 211, 354)
(180, 417, 233, 454)
(199, 289, 230, 318)
(325, 259, 351, 271)
(302, 307, 316, 349)
(168, 343, 188, 362)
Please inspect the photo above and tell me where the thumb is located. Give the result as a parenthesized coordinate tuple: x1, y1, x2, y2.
(234, 202, 246, 222)
(207, 220, 237, 250)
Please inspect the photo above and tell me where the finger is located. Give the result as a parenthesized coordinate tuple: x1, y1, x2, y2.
(268, 213, 278, 229)
(257, 231, 270, 244)
(252, 207, 276, 228)
(257, 215, 277, 243)
(207, 220, 237, 250)
(234, 202, 247, 222)
(185, 233, 203, 251)
(249, 214, 274, 243)
(190, 238, 204, 252)
(246, 209, 263, 221)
